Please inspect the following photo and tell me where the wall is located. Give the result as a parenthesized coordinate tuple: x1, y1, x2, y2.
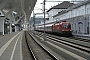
(47, 9, 64, 23)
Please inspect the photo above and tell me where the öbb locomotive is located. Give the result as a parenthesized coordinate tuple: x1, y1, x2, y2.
(36, 21, 72, 36)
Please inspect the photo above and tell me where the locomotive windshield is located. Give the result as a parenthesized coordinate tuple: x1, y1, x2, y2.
(63, 24, 71, 28)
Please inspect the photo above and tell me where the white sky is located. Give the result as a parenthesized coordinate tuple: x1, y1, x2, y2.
(31, 0, 71, 17)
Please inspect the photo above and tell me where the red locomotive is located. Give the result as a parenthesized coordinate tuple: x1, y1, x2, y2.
(52, 21, 72, 36)
(36, 21, 72, 36)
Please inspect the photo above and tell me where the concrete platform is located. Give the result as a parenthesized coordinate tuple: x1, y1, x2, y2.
(0, 31, 23, 60)
(72, 33, 90, 40)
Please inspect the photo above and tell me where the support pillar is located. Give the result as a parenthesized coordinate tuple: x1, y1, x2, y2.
(10, 23, 12, 33)
(15, 26, 17, 32)
(2, 19, 4, 35)
(0, 17, 4, 35)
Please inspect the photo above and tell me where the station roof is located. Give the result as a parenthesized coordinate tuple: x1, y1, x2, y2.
(0, 0, 37, 24)
(53, 0, 90, 18)
(47, 1, 75, 12)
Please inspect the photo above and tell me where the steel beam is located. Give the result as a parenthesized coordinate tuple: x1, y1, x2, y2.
(15, 15, 24, 24)
(1, 6, 16, 17)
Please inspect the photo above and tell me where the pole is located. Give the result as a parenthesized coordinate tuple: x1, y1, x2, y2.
(84, 0, 86, 34)
(44, 0, 45, 41)
(33, 10, 35, 31)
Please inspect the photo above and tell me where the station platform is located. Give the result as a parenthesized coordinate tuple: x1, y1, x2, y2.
(72, 33, 90, 40)
(0, 31, 23, 60)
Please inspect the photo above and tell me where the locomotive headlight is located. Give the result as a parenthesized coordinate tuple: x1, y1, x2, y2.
(70, 30, 72, 31)
(62, 30, 64, 31)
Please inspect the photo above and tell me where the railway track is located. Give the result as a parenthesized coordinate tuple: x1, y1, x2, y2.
(31, 31, 90, 59)
(36, 32, 90, 54)
(23, 31, 64, 60)
(67, 36, 90, 43)
(46, 35, 90, 53)
(35, 31, 90, 43)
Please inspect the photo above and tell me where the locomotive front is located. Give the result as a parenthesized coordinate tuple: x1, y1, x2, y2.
(61, 22, 72, 36)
